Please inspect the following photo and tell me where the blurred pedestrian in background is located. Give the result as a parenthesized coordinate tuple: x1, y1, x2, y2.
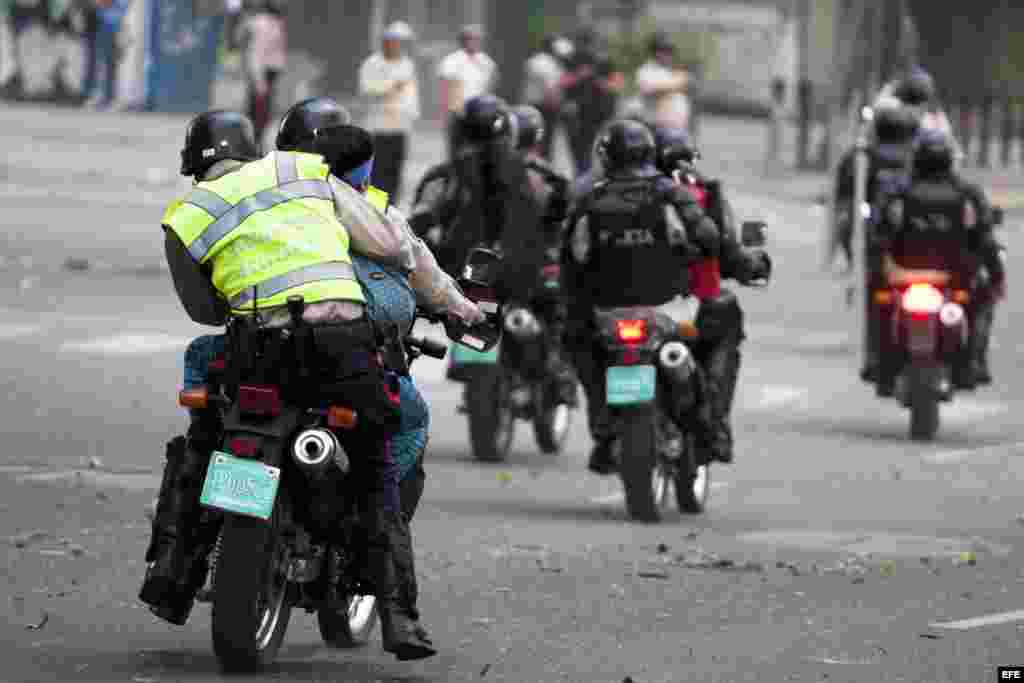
(521, 33, 573, 161)
(635, 31, 690, 132)
(0, 0, 46, 98)
(437, 24, 496, 159)
(359, 20, 420, 202)
(560, 26, 623, 176)
(235, 0, 287, 146)
(80, 0, 128, 109)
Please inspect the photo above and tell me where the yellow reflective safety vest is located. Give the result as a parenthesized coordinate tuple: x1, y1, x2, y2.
(366, 185, 390, 214)
(162, 151, 365, 312)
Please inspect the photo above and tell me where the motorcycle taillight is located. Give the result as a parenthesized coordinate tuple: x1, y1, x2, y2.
(229, 437, 259, 458)
(238, 385, 282, 416)
(901, 283, 944, 317)
(616, 319, 648, 343)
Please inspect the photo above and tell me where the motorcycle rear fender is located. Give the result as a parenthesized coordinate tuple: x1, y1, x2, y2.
(898, 362, 950, 406)
(222, 402, 304, 436)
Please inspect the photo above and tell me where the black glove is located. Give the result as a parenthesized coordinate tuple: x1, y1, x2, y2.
(746, 249, 772, 284)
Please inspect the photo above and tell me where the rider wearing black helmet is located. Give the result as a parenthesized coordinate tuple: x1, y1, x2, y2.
(144, 108, 441, 661)
(833, 101, 921, 270)
(561, 119, 723, 474)
(275, 95, 353, 151)
(652, 125, 771, 466)
(873, 129, 1006, 390)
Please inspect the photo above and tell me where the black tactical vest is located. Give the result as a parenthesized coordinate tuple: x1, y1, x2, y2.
(893, 179, 970, 276)
(581, 177, 688, 307)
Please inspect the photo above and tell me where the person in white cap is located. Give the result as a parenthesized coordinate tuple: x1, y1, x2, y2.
(437, 24, 497, 159)
(358, 20, 420, 202)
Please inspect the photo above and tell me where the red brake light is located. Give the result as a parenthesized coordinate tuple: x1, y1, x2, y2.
(229, 437, 259, 457)
(616, 319, 648, 343)
(238, 385, 282, 416)
(542, 264, 560, 280)
(901, 283, 944, 315)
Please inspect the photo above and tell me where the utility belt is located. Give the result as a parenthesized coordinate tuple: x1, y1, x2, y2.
(224, 315, 403, 431)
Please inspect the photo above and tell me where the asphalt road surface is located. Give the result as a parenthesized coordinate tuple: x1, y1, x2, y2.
(2, 103, 1024, 683)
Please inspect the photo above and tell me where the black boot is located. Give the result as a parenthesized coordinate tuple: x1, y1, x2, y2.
(587, 438, 617, 475)
(366, 508, 436, 661)
(139, 437, 196, 625)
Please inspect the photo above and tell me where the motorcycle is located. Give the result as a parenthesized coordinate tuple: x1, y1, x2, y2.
(446, 248, 574, 462)
(870, 203, 1005, 442)
(595, 221, 768, 522)
(166, 267, 499, 672)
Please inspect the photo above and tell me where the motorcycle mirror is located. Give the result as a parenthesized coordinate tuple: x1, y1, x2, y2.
(992, 206, 1004, 226)
(741, 221, 767, 248)
(861, 106, 874, 123)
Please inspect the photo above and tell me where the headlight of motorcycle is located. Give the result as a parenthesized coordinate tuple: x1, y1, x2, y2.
(504, 307, 541, 337)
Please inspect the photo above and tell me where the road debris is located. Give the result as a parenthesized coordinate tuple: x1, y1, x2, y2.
(25, 612, 49, 630)
(956, 551, 978, 566)
(635, 570, 670, 580)
(480, 663, 491, 677)
(63, 257, 91, 272)
(656, 543, 669, 554)
(496, 471, 512, 486)
(919, 633, 942, 640)
(879, 560, 896, 577)
(10, 530, 51, 548)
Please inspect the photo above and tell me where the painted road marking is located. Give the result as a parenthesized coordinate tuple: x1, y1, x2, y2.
(756, 385, 809, 409)
(59, 333, 195, 355)
(930, 609, 1024, 630)
(0, 323, 42, 340)
(922, 440, 1024, 465)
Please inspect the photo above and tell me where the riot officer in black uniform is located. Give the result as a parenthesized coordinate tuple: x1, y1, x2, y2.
(874, 129, 1005, 390)
(562, 119, 722, 475)
(652, 126, 771, 466)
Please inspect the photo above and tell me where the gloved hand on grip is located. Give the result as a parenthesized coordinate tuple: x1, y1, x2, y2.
(744, 249, 772, 285)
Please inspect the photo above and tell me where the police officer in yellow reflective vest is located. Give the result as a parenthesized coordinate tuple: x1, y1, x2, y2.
(149, 110, 434, 660)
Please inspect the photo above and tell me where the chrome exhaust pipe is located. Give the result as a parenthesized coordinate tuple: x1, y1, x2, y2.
(292, 429, 349, 478)
(658, 341, 695, 380)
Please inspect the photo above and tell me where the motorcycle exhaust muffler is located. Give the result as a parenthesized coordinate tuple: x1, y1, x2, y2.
(504, 307, 542, 338)
(292, 429, 350, 479)
(658, 341, 698, 418)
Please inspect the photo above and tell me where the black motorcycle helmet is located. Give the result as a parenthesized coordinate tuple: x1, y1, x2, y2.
(892, 68, 936, 107)
(180, 110, 260, 177)
(653, 125, 700, 175)
(912, 128, 954, 177)
(873, 104, 920, 145)
(275, 96, 353, 152)
(595, 119, 656, 174)
(460, 94, 516, 144)
(511, 105, 545, 151)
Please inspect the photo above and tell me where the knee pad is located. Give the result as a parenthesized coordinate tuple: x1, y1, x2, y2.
(696, 289, 745, 344)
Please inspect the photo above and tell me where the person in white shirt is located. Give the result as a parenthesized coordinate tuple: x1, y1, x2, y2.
(437, 24, 498, 158)
(634, 31, 690, 132)
(521, 34, 573, 161)
(359, 20, 421, 202)
(235, 0, 287, 145)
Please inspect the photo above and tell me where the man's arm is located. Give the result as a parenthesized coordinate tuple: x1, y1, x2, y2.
(359, 55, 399, 97)
(662, 179, 720, 257)
(958, 179, 1006, 286)
(163, 227, 228, 326)
(636, 63, 687, 96)
(329, 175, 415, 271)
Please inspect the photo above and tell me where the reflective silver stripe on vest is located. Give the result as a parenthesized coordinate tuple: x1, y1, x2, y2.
(276, 152, 299, 184)
(229, 261, 358, 308)
(185, 188, 233, 218)
(187, 179, 334, 262)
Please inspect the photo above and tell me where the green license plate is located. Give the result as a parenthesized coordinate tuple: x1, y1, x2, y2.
(606, 365, 657, 405)
(199, 451, 281, 521)
(451, 342, 499, 365)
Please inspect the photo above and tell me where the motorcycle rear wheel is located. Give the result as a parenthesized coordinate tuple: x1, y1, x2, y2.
(619, 410, 661, 523)
(909, 370, 940, 441)
(466, 368, 515, 462)
(211, 498, 292, 673)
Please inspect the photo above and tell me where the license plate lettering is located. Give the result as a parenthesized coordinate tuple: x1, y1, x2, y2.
(606, 365, 657, 405)
(200, 452, 280, 520)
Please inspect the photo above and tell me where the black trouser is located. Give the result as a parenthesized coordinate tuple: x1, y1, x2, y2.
(565, 114, 605, 176)
(447, 113, 463, 161)
(372, 132, 408, 202)
(247, 68, 280, 146)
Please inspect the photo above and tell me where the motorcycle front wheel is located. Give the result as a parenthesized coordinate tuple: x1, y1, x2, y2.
(533, 382, 573, 454)
(317, 593, 379, 648)
(211, 498, 292, 673)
